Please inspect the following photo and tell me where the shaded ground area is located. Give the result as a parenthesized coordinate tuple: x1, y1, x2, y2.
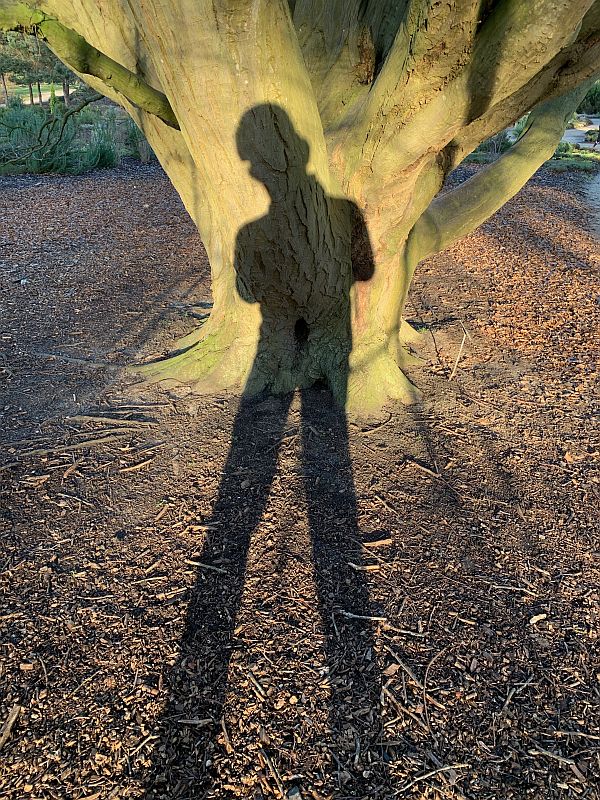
(0, 163, 599, 800)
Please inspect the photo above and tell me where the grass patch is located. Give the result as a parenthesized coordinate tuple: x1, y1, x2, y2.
(7, 83, 55, 102)
(545, 156, 600, 172)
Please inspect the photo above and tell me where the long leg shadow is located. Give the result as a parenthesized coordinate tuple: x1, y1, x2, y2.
(144, 392, 290, 797)
(301, 388, 385, 791)
(143, 388, 385, 797)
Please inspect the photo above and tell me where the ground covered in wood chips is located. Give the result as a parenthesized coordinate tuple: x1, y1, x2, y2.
(0, 163, 599, 800)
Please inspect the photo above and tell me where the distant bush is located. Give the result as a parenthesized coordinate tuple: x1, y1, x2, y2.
(85, 120, 120, 170)
(475, 129, 512, 155)
(124, 117, 155, 163)
(546, 157, 598, 172)
(0, 101, 120, 175)
(464, 151, 495, 165)
(513, 114, 529, 139)
(578, 81, 600, 115)
(6, 94, 23, 109)
(554, 141, 573, 156)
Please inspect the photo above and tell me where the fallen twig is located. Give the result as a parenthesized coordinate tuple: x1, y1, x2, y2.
(119, 457, 155, 474)
(449, 323, 471, 380)
(259, 747, 285, 797)
(383, 644, 445, 711)
(396, 763, 470, 794)
(0, 705, 21, 751)
(66, 414, 153, 427)
(11, 433, 132, 459)
(528, 746, 576, 766)
(184, 559, 227, 574)
(338, 610, 387, 622)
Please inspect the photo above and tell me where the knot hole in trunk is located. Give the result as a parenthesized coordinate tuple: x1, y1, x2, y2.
(294, 317, 309, 348)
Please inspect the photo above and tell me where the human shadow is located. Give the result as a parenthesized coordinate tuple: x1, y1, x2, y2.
(143, 105, 387, 797)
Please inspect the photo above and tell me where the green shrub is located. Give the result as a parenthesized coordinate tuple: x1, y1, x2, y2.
(464, 151, 495, 164)
(475, 129, 512, 155)
(0, 101, 121, 175)
(554, 141, 573, 156)
(513, 114, 529, 139)
(578, 81, 600, 115)
(124, 117, 154, 163)
(84, 119, 119, 170)
(546, 157, 598, 172)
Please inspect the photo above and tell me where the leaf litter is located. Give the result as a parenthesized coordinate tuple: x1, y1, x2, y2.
(0, 163, 598, 799)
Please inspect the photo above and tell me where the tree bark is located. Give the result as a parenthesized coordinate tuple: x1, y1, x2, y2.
(139, 102, 419, 413)
(36, 79, 42, 105)
(27, 82, 33, 105)
(62, 76, 69, 106)
(1, 0, 598, 413)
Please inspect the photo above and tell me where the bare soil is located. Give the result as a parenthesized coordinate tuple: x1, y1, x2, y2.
(0, 163, 598, 800)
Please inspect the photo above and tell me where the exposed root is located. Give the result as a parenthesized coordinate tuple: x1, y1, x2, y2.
(346, 348, 421, 416)
(132, 322, 255, 395)
(131, 319, 421, 416)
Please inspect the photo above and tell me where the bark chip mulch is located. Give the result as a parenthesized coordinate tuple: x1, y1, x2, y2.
(0, 163, 598, 799)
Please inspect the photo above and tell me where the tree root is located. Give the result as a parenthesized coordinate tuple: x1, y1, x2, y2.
(132, 319, 421, 416)
(346, 348, 421, 416)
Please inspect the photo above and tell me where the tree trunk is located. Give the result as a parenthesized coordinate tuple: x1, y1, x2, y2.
(36, 80, 42, 105)
(0, 72, 8, 106)
(62, 77, 69, 106)
(139, 103, 419, 413)
(5, 0, 595, 414)
(27, 83, 33, 105)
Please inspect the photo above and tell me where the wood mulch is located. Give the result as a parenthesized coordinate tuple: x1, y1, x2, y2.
(0, 163, 598, 800)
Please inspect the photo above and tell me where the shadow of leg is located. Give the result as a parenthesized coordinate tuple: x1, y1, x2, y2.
(300, 388, 387, 796)
(144, 392, 292, 798)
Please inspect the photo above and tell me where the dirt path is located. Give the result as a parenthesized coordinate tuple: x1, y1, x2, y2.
(0, 163, 598, 800)
(562, 117, 600, 150)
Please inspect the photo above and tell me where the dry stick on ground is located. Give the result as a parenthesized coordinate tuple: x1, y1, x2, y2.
(528, 746, 576, 766)
(383, 644, 445, 711)
(449, 329, 468, 381)
(382, 685, 429, 732)
(66, 415, 154, 427)
(395, 763, 471, 795)
(258, 747, 285, 797)
(1, 433, 134, 466)
(118, 457, 155, 473)
(0, 705, 21, 751)
(423, 646, 451, 731)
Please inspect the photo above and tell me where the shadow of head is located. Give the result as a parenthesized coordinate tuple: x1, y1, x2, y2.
(236, 103, 310, 199)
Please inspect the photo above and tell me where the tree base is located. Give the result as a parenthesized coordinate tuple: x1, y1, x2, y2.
(133, 319, 422, 416)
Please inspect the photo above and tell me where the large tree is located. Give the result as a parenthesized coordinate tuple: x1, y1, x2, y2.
(1, 1, 599, 412)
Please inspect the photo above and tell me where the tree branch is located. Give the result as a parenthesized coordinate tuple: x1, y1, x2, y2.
(447, 4, 600, 167)
(335, 0, 594, 184)
(409, 81, 595, 263)
(0, 1, 179, 128)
